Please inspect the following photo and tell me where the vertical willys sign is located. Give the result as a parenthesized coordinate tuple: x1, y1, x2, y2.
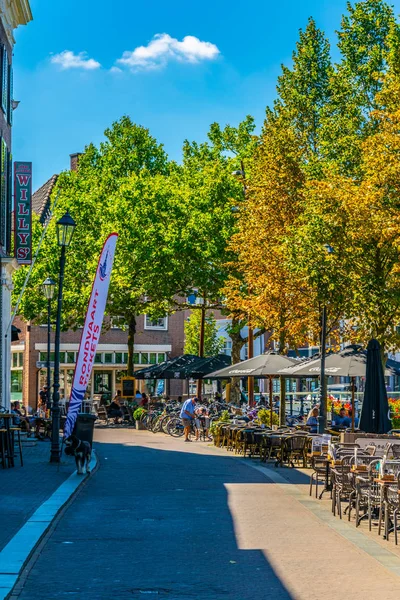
(14, 162, 32, 264)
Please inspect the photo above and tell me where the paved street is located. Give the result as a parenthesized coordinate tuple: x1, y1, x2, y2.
(12, 430, 400, 600)
(0, 440, 74, 552)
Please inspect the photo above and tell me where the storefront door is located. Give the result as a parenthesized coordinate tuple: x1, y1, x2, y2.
(94, 371, 112, 404)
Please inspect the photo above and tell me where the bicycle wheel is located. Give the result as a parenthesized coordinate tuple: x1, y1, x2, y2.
(167, 417, 184, 437)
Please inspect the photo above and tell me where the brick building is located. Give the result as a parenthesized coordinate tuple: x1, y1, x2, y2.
(0, 1, 32, 408)
(11, 154, 188, 408)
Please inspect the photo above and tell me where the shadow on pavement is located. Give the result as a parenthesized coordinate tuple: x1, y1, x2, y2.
(17, 440, 295, 600)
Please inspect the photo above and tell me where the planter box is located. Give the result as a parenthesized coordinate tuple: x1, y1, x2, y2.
(135, 421, 146, 430)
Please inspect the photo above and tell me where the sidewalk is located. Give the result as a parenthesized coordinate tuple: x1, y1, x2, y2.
(0, 439, 75, 552)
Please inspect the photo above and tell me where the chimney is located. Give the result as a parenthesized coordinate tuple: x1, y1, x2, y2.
(70, 152, 82, 172)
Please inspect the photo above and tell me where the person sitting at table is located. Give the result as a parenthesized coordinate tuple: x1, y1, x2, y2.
(306, 407, 319, 433)
(347, 408, 359, 428)
(332, 407, 351, 429)
(11, 401, 32, 436)
(108, 394, 124, 424)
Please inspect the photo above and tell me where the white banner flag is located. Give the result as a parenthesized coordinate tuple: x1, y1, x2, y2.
(64, 233, 118, 438)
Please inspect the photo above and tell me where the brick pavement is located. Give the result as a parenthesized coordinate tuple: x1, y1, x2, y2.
(0, 439, 75, 552)
(12, 428, 400, 600)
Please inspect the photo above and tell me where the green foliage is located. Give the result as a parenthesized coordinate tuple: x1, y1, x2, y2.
(133, 407, 147, 421)
(257, 408, 279, 426)
(184, 311, 225, 357)
(209, 409, 231, 437)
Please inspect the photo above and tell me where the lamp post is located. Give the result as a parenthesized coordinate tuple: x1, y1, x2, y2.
(41, 277, 55, 409)
(318, 244, 334, 434)
(50, 211, 76, 463)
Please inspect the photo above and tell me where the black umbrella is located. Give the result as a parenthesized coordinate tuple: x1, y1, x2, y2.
(359, 339, 392, 434)
(134, 354, 200, 380)
(185, 354, 231, 379)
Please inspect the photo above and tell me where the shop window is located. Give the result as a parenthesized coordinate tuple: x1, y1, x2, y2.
(116, 370, 127, 384)
(11, 371, 22, 393)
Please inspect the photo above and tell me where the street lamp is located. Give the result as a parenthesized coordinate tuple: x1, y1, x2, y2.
(318, 244, 334, 434)
(50, 211, 76, 463)
(41, 277, 55, 410)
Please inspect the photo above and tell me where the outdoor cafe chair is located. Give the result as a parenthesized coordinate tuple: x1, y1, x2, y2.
(383, 473, 400, 544)
(309, 455, 330, 499)
(10, 427, 23, 467)
(281, 435, 308, 468)
(347, 455, 378, 522)
(355, 459, 381, 531)
(331, 455, 353, 519)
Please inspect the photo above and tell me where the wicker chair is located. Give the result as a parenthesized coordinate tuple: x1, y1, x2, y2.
(281, 435, 308, 468)
(309, 455, 329, 498)
(331, 456, 353, 519)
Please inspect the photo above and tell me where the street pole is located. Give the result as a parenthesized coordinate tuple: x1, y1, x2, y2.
(50, 244, 66, 463)
(318, 304, 327, 434)
(196, 302, 206, 398)
(248, 325, 254, 407)
(47, 298, 51, 409)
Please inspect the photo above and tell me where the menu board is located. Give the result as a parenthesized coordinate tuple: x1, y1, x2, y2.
(121, 377, 135, 398)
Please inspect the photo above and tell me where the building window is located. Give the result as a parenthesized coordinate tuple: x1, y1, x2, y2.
(133, 353, 139, 365)
(115, 352, 123, 364)
(144, 315, 168, 330)
(222, 339, 232, 356)
(94, 353, 102, 364)
(140, 353, 149, 364)
(66, 352, 75, 364)
(157, 352, 166, 363)
(12, 353, 18, 368)
(104, 353, 113, 364)
(149, 352, 157, 364)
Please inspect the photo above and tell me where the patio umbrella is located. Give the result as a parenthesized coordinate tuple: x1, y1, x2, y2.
(134, 354, 200, 380)
(207, 352, 297, 427)
(279, 344, 400, 431)
(184, 354, 231, 379)
(207, 352, 297, 378)
(359, 339, 392, 434)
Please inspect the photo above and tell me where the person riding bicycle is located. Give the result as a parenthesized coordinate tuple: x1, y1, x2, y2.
(180, 397, 197, 442)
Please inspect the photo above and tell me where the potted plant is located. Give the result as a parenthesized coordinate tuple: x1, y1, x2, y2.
(133, 407, 147, 430)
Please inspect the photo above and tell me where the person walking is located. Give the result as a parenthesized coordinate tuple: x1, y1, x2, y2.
(180, 397, 197, 442)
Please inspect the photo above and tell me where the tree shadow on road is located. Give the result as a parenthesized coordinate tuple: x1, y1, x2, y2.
(17, 440, 297, 600)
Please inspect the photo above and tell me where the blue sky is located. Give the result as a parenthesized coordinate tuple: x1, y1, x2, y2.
(11, 0, 400, 188)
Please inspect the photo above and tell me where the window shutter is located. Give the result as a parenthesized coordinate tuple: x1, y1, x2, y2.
(7, 64, 12, 125)
(6, 149, 12, 255)
(1, 47, 8, 115)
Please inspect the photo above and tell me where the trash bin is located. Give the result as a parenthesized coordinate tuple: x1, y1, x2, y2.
(73, 413, 97, 448)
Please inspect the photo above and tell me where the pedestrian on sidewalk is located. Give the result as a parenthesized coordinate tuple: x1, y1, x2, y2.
(180, 397, 197, 442)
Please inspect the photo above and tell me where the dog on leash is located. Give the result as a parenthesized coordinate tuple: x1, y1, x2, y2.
(65, 435, 92, 474)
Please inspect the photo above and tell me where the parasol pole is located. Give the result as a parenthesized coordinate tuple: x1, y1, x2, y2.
(351, 377, 355, 432)
(269, 376, 273, 428)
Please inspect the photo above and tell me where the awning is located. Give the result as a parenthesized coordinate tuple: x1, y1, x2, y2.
(206, 352, 297, 379)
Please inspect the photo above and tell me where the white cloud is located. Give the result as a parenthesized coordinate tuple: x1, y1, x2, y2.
(117, 33, 220, 71)
(110, 66, 123, 74)
(51, 51, 101, 70)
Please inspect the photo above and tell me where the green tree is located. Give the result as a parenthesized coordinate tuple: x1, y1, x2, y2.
(184, 311, 225, 357)
(13, 117, 187, 376)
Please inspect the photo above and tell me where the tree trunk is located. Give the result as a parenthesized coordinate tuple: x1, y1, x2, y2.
(127, 316, 136, 377)
(230, 325, 243, 405)
(278, 328, 286, 426)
